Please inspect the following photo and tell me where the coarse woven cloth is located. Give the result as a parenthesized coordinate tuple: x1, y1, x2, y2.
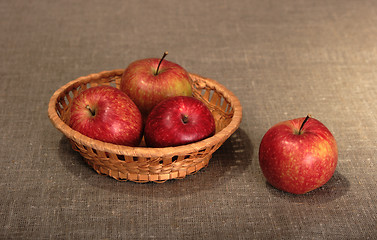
(0, 0, 376, 239)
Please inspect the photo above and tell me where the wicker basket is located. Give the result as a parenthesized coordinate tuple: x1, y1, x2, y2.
(48, 69, 242, 183)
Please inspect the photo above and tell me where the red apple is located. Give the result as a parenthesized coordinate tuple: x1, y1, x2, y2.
(120, 52, 192, 120)
(144, 96, 216, 148)
(259, 115, 338, 194)
(69, 86, 143, 146)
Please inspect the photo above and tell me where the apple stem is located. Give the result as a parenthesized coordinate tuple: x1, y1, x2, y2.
(155, 51, 168, 75)
(86, 105, 96, 116)
(181, 114, 189, 124)
(298, 114, 311, 134)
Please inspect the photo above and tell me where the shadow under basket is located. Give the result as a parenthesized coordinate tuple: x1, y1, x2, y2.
(48, 69, 242, 183)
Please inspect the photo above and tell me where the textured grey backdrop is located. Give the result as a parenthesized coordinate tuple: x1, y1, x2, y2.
(1, 0, 376, 239)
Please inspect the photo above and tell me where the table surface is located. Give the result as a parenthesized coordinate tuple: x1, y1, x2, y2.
(1, 0, 376, 239)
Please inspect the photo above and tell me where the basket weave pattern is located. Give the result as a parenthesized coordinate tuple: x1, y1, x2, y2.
(48, 69, 242, 182)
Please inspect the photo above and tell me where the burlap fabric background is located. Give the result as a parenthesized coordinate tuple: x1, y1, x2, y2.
(1, 0, 376, 239)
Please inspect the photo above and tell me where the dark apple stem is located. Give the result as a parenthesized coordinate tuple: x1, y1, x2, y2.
(155, 51, 168, 75)
(86, 105, 96, 116)
(299, 114, 311, 134)
(181, 114, 189, 124)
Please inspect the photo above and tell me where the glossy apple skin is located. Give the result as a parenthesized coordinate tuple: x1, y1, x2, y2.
(144, 96, 216, 148)
(69, 86, 143, 147)
(259, 117, 338, 194)
(120, 58, 192, 119)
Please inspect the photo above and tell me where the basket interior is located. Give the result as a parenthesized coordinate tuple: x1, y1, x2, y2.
(55, 72, 234, 135)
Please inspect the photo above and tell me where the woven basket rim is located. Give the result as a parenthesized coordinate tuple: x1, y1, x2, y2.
(48, 69, 242, 158)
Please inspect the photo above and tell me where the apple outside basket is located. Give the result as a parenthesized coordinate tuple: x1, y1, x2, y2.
(48, 69, 242, 183)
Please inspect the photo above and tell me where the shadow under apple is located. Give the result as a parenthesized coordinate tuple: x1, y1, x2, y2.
(58, 127, 253, 198)
(266, 170, 350, 204)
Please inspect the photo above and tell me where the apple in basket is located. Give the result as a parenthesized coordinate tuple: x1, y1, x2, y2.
(258, 115, 338, 194)
(144, 96, 216, 148)
(69, 86, 143, 147)
(120, 52, 192, 120)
